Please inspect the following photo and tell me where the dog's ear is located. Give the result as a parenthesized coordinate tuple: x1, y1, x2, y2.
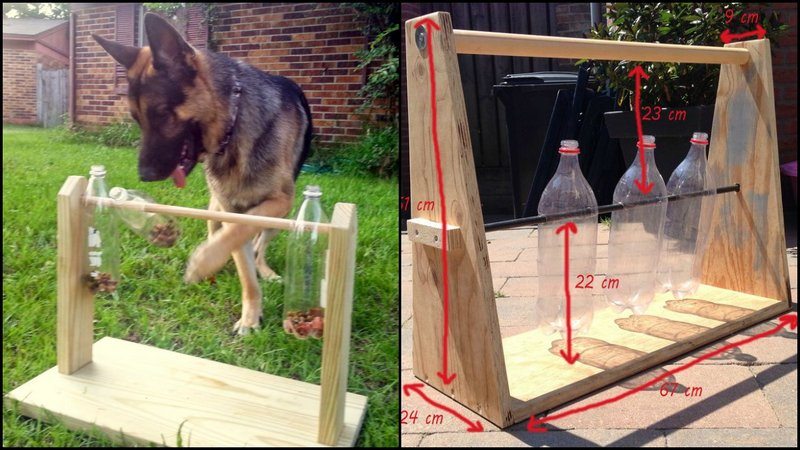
(93, 34, 140, 69)
(144, 12, 195, 73)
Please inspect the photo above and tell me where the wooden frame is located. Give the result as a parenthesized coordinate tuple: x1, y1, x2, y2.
(405, 12, 792, 428)
(5, 176, 366, 447)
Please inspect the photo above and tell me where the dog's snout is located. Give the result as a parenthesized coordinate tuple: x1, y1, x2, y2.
(139, 166, 162, 182)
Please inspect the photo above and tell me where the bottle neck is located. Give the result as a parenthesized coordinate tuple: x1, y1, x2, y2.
(685, 143, 707, 165)
(556, 153, 580, 173)
(633, 148, 656, 167)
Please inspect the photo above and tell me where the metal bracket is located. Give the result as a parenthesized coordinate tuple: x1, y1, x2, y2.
(415, 26, 427, 52)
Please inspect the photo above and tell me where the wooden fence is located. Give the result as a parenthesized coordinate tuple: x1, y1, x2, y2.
(402, 3, 576, 221)
(37, 65, 68, 128)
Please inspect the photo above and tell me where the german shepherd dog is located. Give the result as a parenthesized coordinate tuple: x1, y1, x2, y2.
(93, 13, 312, 334)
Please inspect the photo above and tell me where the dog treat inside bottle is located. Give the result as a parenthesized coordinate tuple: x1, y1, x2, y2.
(283, 185, 329, 340)
(84, 165, 121, 294)
(109, 187, 180, 247)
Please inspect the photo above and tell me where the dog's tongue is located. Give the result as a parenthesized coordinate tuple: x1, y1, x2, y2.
(171, 165, 186, 189)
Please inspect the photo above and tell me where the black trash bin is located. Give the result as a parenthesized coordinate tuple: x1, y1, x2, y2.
(494, 72, 589, 218)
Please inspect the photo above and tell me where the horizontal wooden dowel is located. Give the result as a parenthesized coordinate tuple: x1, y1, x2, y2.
(453, 29, 750, 65)
(85, 196, 333, 234)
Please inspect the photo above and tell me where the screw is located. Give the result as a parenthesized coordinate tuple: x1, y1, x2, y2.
(415, 26, 426, 51)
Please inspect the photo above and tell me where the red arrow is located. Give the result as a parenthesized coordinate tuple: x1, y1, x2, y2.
(555, 222, 580, 364)
(721, 24, 766, 44)
(528, 314, 798, 432)
(628, 65, 654, 195)
(403, 383, 484, 432)
(414, 17, 455, 385)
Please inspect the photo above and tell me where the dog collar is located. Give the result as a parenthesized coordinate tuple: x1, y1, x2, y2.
(216, 75, 242, 155)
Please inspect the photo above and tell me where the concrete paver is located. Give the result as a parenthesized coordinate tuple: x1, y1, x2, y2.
(418, 429, 667, 447)
(664, 428, 797, 447)
(749, 363, 798, 428)
(549, 364, 780, 430)
(401, 370, 500, 434)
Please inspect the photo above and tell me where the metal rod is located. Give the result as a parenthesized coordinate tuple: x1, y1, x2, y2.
(485, 184, 740, 232)
(84, 196, 333, 234)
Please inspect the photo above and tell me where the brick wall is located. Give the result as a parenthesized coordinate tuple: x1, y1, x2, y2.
(552, 3, 592, 70)
(74, 4, 132, 125)
(2, 49, 39, 124)
(211, 3, 376, 145)
(771, 3, 797, 165)
(73, 3, 389, 146)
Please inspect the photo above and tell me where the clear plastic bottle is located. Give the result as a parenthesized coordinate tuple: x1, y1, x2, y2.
(283, 185, 329, 340)
(85, 165, 121, 294)
(537, 140, 598, 336)
(109, 187, 180, 247)
(606, 135, 668, 313)
(659, 132, 715, 299)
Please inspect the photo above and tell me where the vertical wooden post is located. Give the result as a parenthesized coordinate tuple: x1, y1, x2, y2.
(701, 39, 791, 303)
(406, 12, 512, 427)
(318, 203, 357, 445)
(57, 175, 93, 374)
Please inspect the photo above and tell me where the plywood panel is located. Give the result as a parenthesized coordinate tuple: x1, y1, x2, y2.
(502, 284, 788, 423)
(6, 337, 367, 447)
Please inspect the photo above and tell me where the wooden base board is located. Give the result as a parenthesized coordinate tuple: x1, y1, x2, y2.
(5, 337, 367, 447)
(501, 284, 789, 424)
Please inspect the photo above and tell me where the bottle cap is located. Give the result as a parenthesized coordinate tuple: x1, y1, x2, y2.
(303, 185, 322, 198)
(108, 187, 127, 201)
(638, 135, 656, 149)
(690, 132, 709, 145)
(90, 165, 106, 177)
(558, 139, 580, 155)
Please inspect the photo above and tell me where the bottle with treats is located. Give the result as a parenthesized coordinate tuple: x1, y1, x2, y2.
(84, 165, 121, 295)
(283, 185, 329, 340)
(108, 187, 180, 247)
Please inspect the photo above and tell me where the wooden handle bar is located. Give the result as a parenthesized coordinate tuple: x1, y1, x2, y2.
(85, 196, 333, 234)
(453, 29, 750, 65)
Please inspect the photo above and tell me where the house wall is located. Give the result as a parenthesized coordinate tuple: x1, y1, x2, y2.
(210, 3, 378, 145)
(2, 47, 39, 124)
(72, 3, 391, 146)
(73, 4, 131, 124)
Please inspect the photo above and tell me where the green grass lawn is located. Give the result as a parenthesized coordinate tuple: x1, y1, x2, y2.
(2, 125, 399, 447)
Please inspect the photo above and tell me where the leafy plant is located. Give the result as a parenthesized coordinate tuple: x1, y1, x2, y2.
(344, 3, 400, 123)
(3, 3, 68, 19)
(55, 122, 141, 148)
(582, 3, 788, 109)
(307, 125, 399, 178)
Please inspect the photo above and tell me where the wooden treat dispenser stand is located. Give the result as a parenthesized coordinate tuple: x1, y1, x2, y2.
(405, 12, 792, 428)
(6, 175, 366, 446)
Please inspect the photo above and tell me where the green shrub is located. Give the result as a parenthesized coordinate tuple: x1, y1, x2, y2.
(583, 3, 788, 109)
(307, 125, 398, 178)
(55, 121, 141, 148)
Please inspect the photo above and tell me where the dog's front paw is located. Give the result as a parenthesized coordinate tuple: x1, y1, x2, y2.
(184, 240, 228, 284)
(233, 315, 263, 336)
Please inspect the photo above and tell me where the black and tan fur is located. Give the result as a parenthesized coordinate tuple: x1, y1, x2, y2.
(93, 13, 312, 334)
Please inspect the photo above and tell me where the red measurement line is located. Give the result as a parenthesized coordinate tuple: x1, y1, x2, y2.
(529, 314, 797, 432)
(414, 18, 455, 385)
(403, 383, 483, 432)
(629, 65, 653, 195)
(556, 222, 579, 364)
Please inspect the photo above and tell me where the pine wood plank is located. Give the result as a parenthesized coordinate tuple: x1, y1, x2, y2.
(501, 284, 788, 424)
(6, 337, 367, 447)
(701, 38, 791, 303)
(57, 175, 92, 374)
(406, 12, 512, 426)
(406, 218, 464, 252)
(318, 203, 358, 445)
(452, 29, 750, 64)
